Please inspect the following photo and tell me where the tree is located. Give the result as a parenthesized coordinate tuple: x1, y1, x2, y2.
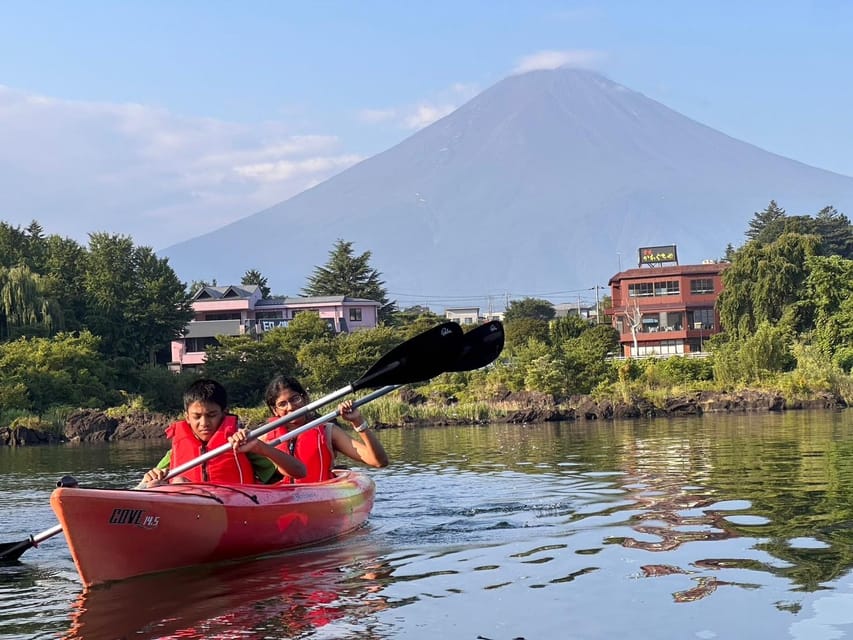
(812, 206, 853, 259)
(0, 221, 28, 269)
(302, 239, 396, 323)
(40, 235, 87, 332)
(83, 233, 193, 365)
(202, 334, 298, 407)
(0, 265, 62, 340)
(801, 255, 853, 359)
(188, 279, 216, 296)
(549, 315, 589, 344)
(623, 299, 643, 355)
(746, 200, 787, 243)
(718, 233, 819, 339)
(503, 298, 555, 323)
(0, 330, 118, 413)
(241, 269, 271, 298)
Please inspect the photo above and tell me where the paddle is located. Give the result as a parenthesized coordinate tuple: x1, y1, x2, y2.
(265, 320, 505, 449)
(0, 321, 464, 562)
(161, 320, 464, 482)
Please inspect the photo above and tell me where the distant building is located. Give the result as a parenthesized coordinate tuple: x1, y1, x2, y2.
(553, 302, 597, 321)
(608, 254, 728, 357)
(170, 285, 380, 371)
(444, 307, 480, 325)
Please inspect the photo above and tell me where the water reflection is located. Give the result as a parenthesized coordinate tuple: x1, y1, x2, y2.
(63, 533, 392, 640)
(3, 411, 853, 639)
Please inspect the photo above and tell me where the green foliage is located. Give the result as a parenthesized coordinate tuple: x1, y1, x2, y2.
(302, 239, 395, 322)
(505, 317, 550, 350)
(267, 312, 333, 355)
(835, 347, 853, 374)
(777, 343, 839, 399)
(202, 334, 298, 407)
(801, 255, 853, 358)
(549, 315, 589, 343)
(712, 321, 793, 384)
(137, 366, 201, 413)
(241, 269, 271, 298)
(0, 331, 119, 414)
(560, 324, 620, 394)
(231, 405, 270, 428)
(393, 311, 445, 338)
(321, 326, 402, 391)
(654, 355, 714, 384)
(488, 339, 553, 392)
(746, 200, 787, 243)
(0, 264, 62, 340)
(503, 298, 556, 323)
(719, 233, 819, 339)
(83, 233, 193, 365)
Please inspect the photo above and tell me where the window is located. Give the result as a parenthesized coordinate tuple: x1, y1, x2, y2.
(255, 311, 283, 319)
(349, 308, 363, 322)
(204, 312, 241, 321)
(690, 279, 714, 295)
(628, 282, 653, 297)
(654, 281, 680, 296)
(642, 314, 660, 332)
(690, 308, 715, 330)
(185, 337, 220, 353)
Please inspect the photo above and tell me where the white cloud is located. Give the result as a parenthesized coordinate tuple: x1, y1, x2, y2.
(358, 108, 397, 123)
(234, 154, 364, 182)
(512, 49, 605, 74)
(404, 104, 457, 129)
(362, 82, 480, 131)
(0, 86, 362, 249)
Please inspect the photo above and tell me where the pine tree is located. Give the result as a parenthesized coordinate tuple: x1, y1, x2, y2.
(241, 269, 271, 298)
(746, 200, 787, 243)
(302, 239, 396, 323)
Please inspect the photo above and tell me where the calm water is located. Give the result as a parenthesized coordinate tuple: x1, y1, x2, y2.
(2, 410, 853, 639)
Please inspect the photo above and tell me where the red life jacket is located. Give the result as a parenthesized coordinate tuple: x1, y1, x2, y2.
(166, 414, 256, 484)
(262, 419, 335, 484)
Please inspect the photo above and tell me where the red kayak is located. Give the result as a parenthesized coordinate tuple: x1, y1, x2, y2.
(50, 471, 375, 588)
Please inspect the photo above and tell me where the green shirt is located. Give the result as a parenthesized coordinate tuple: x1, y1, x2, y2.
(155, 450, 278, 484)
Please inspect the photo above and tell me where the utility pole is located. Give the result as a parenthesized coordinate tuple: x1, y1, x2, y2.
(594, 285, 602, 324)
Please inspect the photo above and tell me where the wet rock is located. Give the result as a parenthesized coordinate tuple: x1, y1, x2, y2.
(397, 388, 427, 405)
(64, 410, 119, 443)
(0, 426, 63, 446)
(111, 412, 172, 440)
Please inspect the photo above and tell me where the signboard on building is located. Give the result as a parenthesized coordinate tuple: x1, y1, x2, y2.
(638, 245, 678, 266)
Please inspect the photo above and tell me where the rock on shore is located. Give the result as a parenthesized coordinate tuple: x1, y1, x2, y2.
(0, 390, 847, 446)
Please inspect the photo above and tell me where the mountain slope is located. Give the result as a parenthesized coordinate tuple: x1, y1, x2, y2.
(159, 68, 853, 308)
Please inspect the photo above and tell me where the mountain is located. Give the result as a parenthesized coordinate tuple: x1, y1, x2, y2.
(158, 68, 853, 310)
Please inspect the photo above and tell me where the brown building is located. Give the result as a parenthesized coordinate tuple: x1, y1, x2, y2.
(608, 258, 728, 357)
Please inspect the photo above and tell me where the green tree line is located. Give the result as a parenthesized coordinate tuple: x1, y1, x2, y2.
(1, 203, 851, 428)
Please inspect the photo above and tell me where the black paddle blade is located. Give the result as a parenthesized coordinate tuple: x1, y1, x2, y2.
(353, 321, 464, 390)
(0, 539, 32, 563)
(447, 320, 505, 372)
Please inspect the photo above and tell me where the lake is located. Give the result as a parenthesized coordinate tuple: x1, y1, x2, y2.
(2, 410, 853, 639)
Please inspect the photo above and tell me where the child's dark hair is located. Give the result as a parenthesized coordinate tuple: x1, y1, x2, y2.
(183, 379, 228, 411)
(264, 375, 309, 414)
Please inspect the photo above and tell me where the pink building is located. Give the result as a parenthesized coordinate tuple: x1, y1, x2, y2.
(170, 285, 381, 371)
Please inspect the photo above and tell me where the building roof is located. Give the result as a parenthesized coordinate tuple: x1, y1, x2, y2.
(608, 262, 729, 285)
(255, 295, 381, 307)
(192, 284, 260, 300)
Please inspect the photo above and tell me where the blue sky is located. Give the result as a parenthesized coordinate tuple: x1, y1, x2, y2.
(0, 0, 851, 249)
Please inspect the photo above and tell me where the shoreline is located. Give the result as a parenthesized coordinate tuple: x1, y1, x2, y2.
(1, 389, 847, 447)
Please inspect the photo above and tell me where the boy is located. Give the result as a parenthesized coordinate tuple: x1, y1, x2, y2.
(141, 379, 305, 486)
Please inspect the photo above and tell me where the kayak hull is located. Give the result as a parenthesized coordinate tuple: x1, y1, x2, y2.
(50, 470, 375, 588)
